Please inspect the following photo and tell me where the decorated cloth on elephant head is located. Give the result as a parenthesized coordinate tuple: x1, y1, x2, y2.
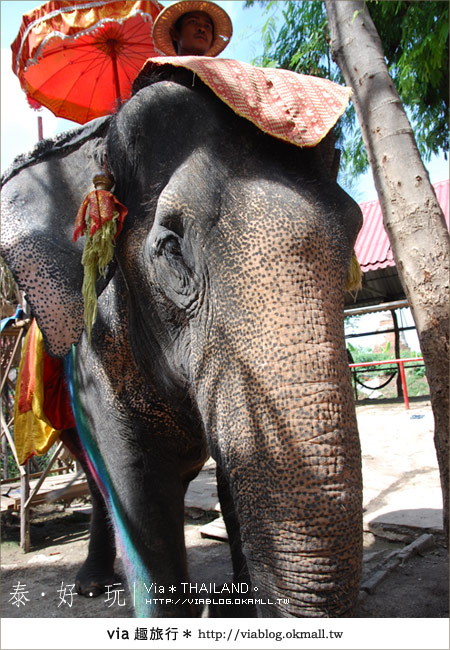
(138, 56, 352, 148)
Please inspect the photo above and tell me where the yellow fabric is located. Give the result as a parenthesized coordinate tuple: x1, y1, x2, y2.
(14, 324, 62, 465)
(346, 252, 363, 292)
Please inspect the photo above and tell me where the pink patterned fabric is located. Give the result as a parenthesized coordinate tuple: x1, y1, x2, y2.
(142, 56, 352, 147)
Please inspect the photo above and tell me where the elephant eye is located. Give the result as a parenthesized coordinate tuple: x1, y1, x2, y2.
(151, 228, 182, 257)
(164, 235, 182, 258)
(162, 214, 184, 239)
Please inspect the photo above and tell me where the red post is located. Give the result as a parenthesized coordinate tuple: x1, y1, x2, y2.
(398, 360, 409, 410)
(37, 116, 43, 141)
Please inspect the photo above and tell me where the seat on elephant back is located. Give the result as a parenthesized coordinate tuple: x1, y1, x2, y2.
(134, 56, 352, 148)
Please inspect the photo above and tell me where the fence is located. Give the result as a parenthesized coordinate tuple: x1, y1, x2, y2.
(1, 318, 88, 550)
(349, 357, 425, 409)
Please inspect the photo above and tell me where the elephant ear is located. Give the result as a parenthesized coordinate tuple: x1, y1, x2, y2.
(1, 119, 110, 358)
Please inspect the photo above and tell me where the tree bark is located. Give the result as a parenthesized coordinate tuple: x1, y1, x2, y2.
(325, 0, 449, 542)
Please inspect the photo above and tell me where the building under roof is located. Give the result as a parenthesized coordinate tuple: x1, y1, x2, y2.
(344, 179, 449, 314)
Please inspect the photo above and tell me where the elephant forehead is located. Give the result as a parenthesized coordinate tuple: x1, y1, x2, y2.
(115, 80, 216, 150)
(154, 173, 348, 290)
(156, 162, 320, 230)
(214, 180, 330, 252)
(155, 178, 196, 217)
(196, 182, 349, 318)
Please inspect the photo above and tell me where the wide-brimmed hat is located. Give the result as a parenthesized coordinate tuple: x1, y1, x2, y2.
(152, 1, 233, 57)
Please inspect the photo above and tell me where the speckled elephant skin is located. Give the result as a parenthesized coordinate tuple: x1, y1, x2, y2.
(1, 67, 363, 617)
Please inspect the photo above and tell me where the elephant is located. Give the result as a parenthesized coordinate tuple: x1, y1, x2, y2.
(1, 63, 363, 618)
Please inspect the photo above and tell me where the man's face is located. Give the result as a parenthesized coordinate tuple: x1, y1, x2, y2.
(171, 11, 214, 56)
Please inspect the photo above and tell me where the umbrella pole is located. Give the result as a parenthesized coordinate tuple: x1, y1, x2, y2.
(38, 116, 43, 141)
(108, 42, 122, 108)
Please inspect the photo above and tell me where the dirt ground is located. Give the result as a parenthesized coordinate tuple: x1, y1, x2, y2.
(1, 504, 449, 620)
(1, 400, 448, 621)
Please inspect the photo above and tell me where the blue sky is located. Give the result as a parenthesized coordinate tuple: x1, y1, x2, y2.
(1, 0, 447, 200)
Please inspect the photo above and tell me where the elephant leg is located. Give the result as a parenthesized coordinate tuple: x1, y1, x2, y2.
(216, 463, 248, 582)
(215, 463, 257, 618)
(66, 341, 201, 616)
(85, 435, 197, 617)
(75, 470, 119, 597)
(60, 430, 118, 597)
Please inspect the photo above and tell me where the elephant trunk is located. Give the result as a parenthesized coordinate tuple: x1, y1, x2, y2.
(197, 332, 363, 617)
(243, 513, 361, 617)
(191, 191, 363, 616)
(237, 385, 361, 617)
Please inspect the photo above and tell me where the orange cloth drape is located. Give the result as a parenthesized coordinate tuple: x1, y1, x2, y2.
(14, 320, 75, 464)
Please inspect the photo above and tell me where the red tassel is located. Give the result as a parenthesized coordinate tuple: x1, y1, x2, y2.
(73, 189, 127, 242)
(73, 173, 128, 242)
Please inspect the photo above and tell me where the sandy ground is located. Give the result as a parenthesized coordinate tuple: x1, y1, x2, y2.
(1, 399, 448, 621)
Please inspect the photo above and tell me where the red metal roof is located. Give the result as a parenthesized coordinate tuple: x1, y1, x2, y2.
(355, 179, 449, 272)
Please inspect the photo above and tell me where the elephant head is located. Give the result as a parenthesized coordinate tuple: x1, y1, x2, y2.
(1, 66, 363, 617)
(106, 69, 363, 616)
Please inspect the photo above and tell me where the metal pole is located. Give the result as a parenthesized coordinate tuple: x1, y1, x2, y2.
(398, 360, 409, 409)
(349, 357, 423, 409)
(20, 460, 30, 552)
(391, 309, 403, 399)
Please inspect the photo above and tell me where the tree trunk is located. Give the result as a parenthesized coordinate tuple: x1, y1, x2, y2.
(325, 0, 449, 542)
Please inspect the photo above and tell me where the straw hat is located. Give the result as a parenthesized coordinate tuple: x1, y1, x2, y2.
(152, 1, 233, 57)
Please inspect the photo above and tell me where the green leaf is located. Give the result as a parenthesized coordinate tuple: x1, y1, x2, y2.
(244, 0, 449, 180)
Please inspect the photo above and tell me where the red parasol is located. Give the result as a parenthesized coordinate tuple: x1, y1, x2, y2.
(11, 0, 164, 125)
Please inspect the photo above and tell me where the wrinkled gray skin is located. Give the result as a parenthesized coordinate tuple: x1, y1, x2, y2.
(1, 68, 363, 617)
